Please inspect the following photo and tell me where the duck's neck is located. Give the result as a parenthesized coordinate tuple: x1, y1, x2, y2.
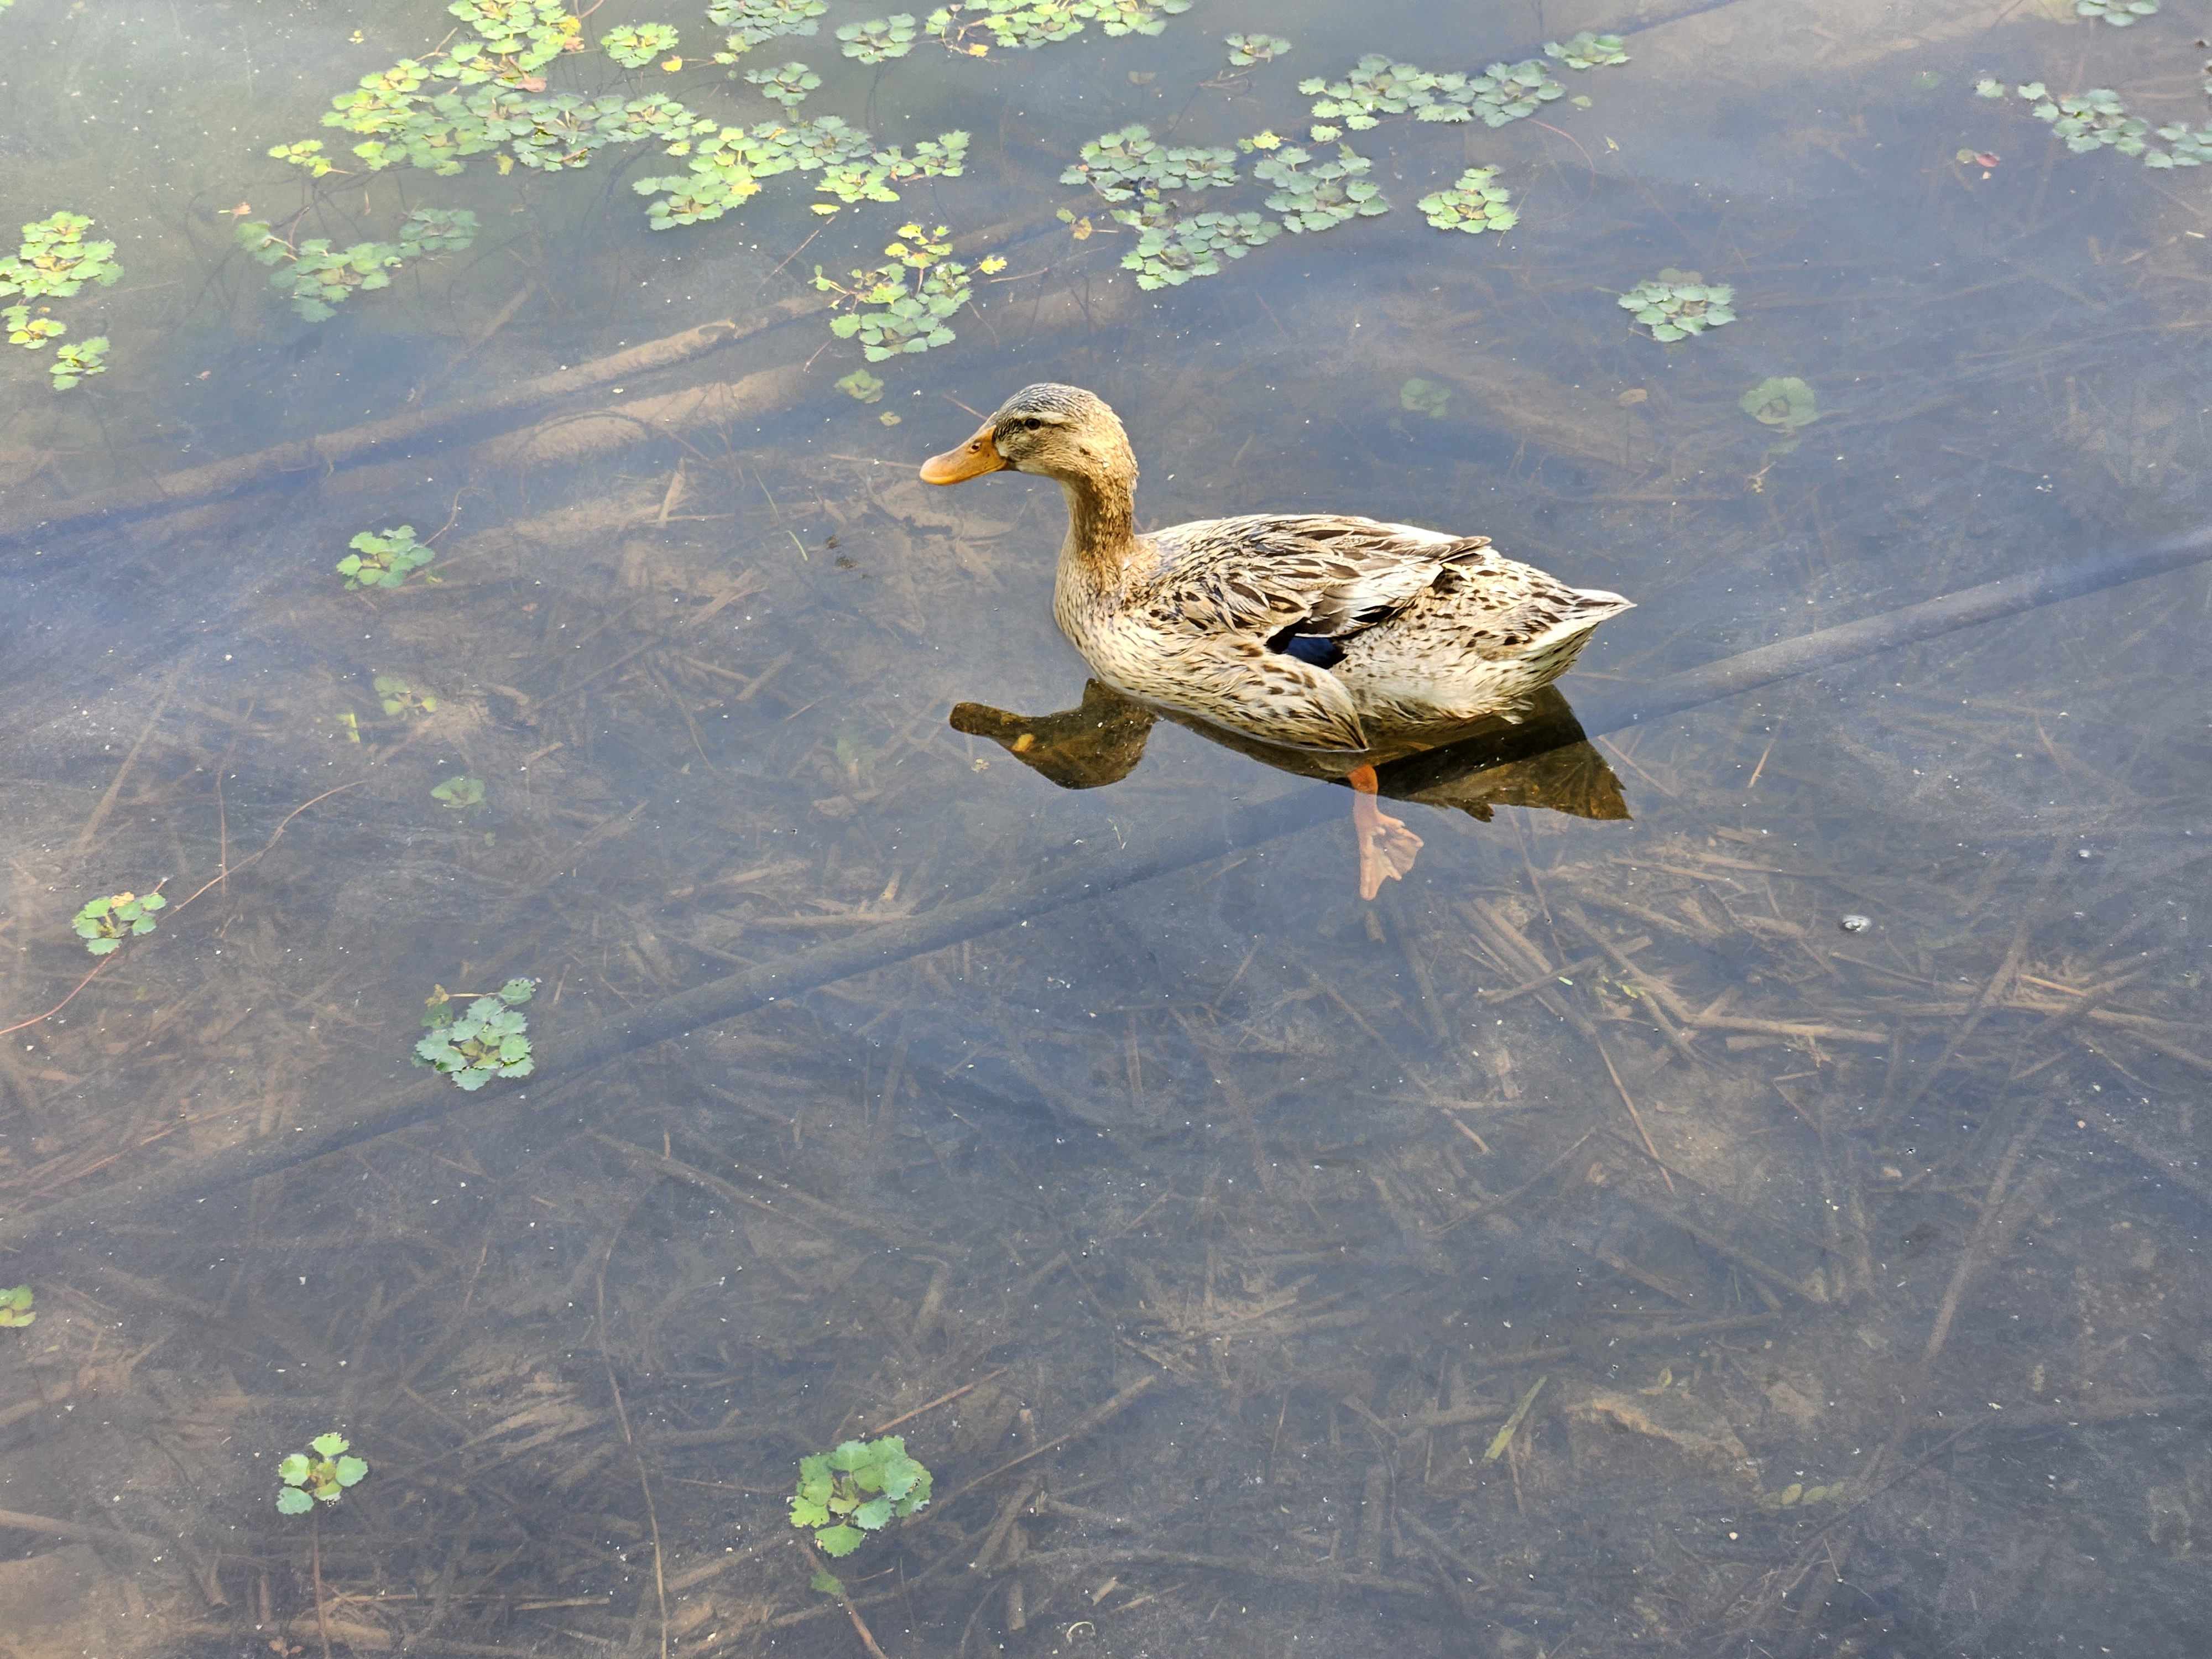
(1050, 450, 1140, 600)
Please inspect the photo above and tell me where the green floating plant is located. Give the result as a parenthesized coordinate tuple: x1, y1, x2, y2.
(837, 14, 918, 61)
(1759, 1478, 1856, 1512)
(815, 130, 968, 206)
(3, 306, 64, 348)
(0, 211, 123, 300)
(1416, 165, 1516, 233)
(49, 336, 108, 389)
(1544, 31, 1629, 70)
(238, 208, 478, 321)
(1061, 124, 1238, 202)
(1740, 375, 1818, 437)
(0, 1286, 32, 1329)
(713, 0, 828, 67)
(374, 675, 437, 717)
(1298, 55, 1433, 128)
(1297, 55, 1564, 132)
(634, 115, 873, 226)
(815, 223, 972, 360)
(444, 0, 576, 85)
(2075, 0, 2157, 23)
(73, 890, 165, 956)
(338, 524, 439, 590)
(837, 366, 886, 402)
(744, 60, 821, 108)
(415, 977, 534, 1089)
(2148, 123, 2212, 167)
(1255, 145, 1389, 233)
(2022, 84, 2150, 155)
(276, 1432, 369, 1515)
(430, 776, 487, 810)
(1620, 269, 1736, 341)
(924, 0, 1190, 55)
(1399, 377, 1451, 418)
(603, 22, 681, 67)
(790, 1436, 933, 1560)
(1121, 210, 1280, 289)
(1224, 32, 1288, 66)
(270, 139, 341, 176)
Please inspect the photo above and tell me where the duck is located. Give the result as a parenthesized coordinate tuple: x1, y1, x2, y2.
(920, 383, 1633, 898)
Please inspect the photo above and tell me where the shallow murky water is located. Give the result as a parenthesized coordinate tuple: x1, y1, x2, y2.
(2, 1, 2208, 1655)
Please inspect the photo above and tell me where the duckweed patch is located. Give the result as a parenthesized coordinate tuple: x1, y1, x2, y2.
(338, 525, 438, 590)
(1224, 33, 1289, 66)
(1255, 144, 1389, 233)
(1416, 165, 1516, 233)
(1620, 270, 1737, 341)
(1121, 210, 1280, 288)
(603, 23, 681, 67)
(815, 223, 972, 361)
(1061, 125, 1238, 201)
(416, 978, 536, 1091)
(276, 1432, 369, 1514)
(1544, 32, 1629, 70)
(837, 14, 918, 61)
(74, 890, 165, 956)
(790, 1436, 933, 1559)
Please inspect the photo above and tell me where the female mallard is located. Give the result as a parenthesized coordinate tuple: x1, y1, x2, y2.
(921, 383, 1632, 896)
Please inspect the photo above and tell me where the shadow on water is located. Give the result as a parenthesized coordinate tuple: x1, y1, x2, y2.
(1, 0, 2209, 1656)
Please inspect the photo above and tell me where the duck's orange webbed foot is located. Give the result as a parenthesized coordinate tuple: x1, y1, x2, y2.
(1348, 764, 1423, 900)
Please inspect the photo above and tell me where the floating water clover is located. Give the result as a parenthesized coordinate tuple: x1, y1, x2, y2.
(49, 336, 108, 389)
(270, 139, 340, 175)
(837, 366, 886, 402)
(1061, 125, 1238, 202)
(73, 891, 165, 956)
(816, 131, 968, 204)
(444, 0, 576, 86)
(837, 14, 917, 61)
(431, 776, 487, 811)
(603, 23, 682, 67)
(0, 211, 122, 301)
(815, 223, 972, 361)
(374, 676, 437, 717)
(1399, 377, 1451, 418)
(276, 1433, 369, 1514)
(744, 60, 821, 108)
(0, 1286, 32, 1329)
(1255, 145, 1389, 233)
(1740, 376, 1818, 435)
(1975, 77, 2006, 98)
(338, 525, 439, 591)
(635, 115, 871, 225)
(790, 1436, 933, 1560)
(238, 208, 477, 321)
(712, 0, 827, 67)
(416, 978, 534, 1088)
(2026, 85, 2150, 155)
(1224, 33, 1289, 66)
(1416, 165, 1516, 233)
(1544, 32, 1629, 69)
(4, 307, 64, 348)
(1620, 270, 1736, 341)
(2076, 0, 2157, 23)
(925, 0, 1188, 55)
(1298, 55, 1439, 129)
(2148, 123, 2212, 166)
(1120, 211, 1280, 289)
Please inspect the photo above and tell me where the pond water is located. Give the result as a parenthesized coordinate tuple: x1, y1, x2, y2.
(1, 0, 2208, 1655)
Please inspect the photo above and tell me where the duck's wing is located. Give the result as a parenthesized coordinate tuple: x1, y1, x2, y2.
(1134, 514, 1482, 649)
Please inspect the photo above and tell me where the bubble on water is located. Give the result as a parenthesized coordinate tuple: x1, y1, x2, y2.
(1838, 914, 1871, 933)
(2075, 847, 2094, 859)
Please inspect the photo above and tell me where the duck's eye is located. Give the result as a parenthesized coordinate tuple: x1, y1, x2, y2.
(1022, 417, 1042, 430)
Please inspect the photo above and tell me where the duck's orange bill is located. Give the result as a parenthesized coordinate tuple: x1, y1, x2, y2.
(920, 421, 1010, 484)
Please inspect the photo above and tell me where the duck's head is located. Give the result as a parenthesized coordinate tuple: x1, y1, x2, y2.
(920, 383, 1135, 488)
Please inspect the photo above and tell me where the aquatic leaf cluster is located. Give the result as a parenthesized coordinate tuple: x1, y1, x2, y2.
(2, 212, 121, 388)
(789, 1436, 932, 1558)
(1544, 32, 1629, 70)
(416, 978, 535, 1089)
(815, 130, 969, 206)
(1740, 376, 1818, 434)
(73, 891, 165, 956)
(1297, 54, 1564, 132)
(815, 223, 972, 360)
(375, 675, 437, 716)
(1399, 377, 1451, 418)
(1255, 145, 1390, 233)
(1121, 211, 1280, 288)
(1620, 271, 1736, 341)
(2147, 122, 2212, 168)
(744, 60, 821, 108)
(444, 0, 577, 85)
(0, 1286, 32, 1329)
(2022, 84, 2150, 156)
(633, 116, 873, 226)
(1416, 165, 1516, 234)
(712, 0, 827, 66)
(338, 524, 439, 589)
(925, 0, 1190, 55)
(603, 22, 680, 67)
(837, 14, 919, 61)
(432, 776, 488, 809)
(2074, 0, 2157, 23)
(837, 366, 886, 401)
(1224, 33, 1289, 67)
(238, 207, 478, 322)
(511, 92, 713, 169)
(276, 1432, 369, 1514)
(1061, 125, 1238, 202)
(49, 337, 109, 389)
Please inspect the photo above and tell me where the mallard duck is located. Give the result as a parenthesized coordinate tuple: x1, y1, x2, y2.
(921, 384, 1633, 897)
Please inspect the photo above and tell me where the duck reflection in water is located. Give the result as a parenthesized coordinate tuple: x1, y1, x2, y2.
(950, 680, 1629, 898)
